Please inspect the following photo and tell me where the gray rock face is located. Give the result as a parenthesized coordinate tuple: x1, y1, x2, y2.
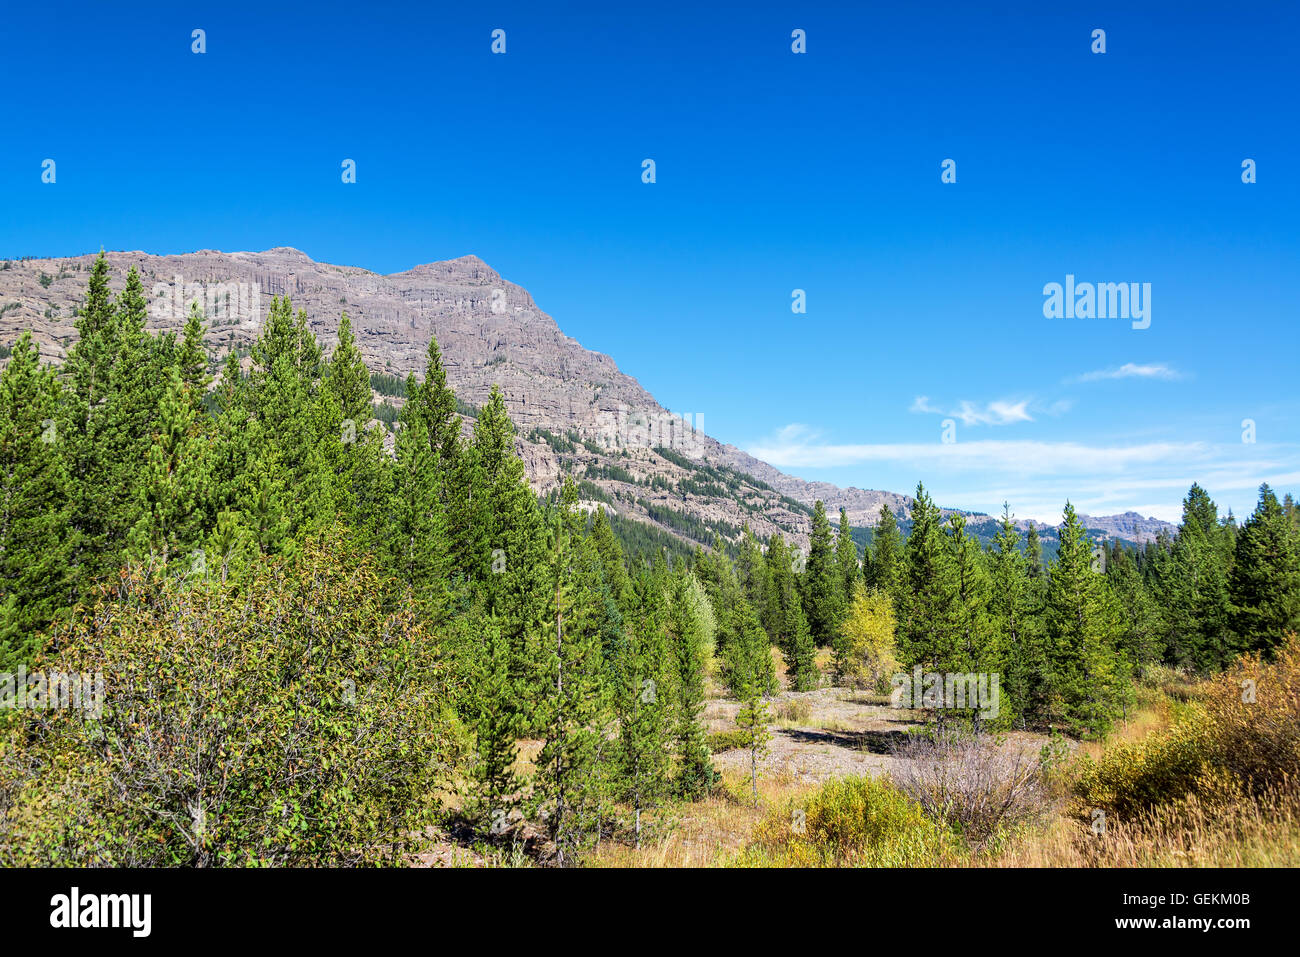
(0, 247, 1173, 548)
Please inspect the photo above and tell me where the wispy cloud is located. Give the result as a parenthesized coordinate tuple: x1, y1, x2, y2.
(909, 396, 1034, 426)
(1072, 362, 1183, 383)
(748, 426, 1205, 473)
(744, 424, 1299, 523)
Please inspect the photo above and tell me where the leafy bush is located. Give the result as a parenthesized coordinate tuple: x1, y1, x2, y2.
(0, 530, 454, 866)
(1077, 633, 1300, 815)
(738, 775, 951, 866)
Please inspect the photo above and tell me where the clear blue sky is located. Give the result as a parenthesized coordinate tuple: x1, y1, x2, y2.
(3, 1, 1297, 523)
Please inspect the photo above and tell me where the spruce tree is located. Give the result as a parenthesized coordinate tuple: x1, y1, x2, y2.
(1043, 503, 1129, 736)
(664, 566, 715, 798)
(0, 333, 73, 668)
(803, 500, 840, 646)
(1228, 484, 1300, 656)
(870, 504, 904, 603)
(783, 596, 818, 691)
(470, 615, 524, 833)
(128, 366, 210, 566)
(614, 577, 671, 848)
(835, 507, 859, 602)
(533, 479, 610, 865)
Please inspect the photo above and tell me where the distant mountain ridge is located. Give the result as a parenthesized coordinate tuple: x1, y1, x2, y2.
(0, 247, 1176, 549)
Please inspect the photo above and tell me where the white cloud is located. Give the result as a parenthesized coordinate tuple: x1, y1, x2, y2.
(746, 432, 1205, 473)
(909, 395, 1034, 426)
(1072, 362, 1182, 383)
(744, 424, 1300, 523)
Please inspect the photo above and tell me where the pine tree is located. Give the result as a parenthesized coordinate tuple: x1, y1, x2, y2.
(614, 577, 671, 848)
(470, 615, 524, 833)
(1025, 524, 1045, 580)
(589, 506, 631, 614)
(323, 313, 371, 425)
(736, 525, 770, 623)
(1106, 542, 1163, 672)
(946, 514, 997, 729)
(383, 382, 449, 616)
(61, 256, 153, 588)
(734, 691, 772, 801)
(177, 301, 212, 397)
(533, 479, 610, 865)
(897, 484, 954, 674)
(762, 532, 797, 648)
(1155, 484, 1234, 669)
(803, 500, 840, 646)
(0, 333, 73, 668)
(784, 597, 818, 691)
(128, 366, 210, 566)
(1229, 484, 1300, 657)
(723, 598, 777, 698)
(869, 504, 904, 603)
(664, 566, 715, 798)
(988, 505, 1038, 725)
(835, 507, 859, 603)
(1043, 503, 1130, 736)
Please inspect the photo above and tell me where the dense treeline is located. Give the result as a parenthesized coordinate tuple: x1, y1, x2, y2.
(0, 256, 722, 864)
(723, 482, 1299, 738)
(1, 256, 1298, 864)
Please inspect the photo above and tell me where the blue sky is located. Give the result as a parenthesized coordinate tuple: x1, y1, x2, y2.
(3, 1, 1297, 523)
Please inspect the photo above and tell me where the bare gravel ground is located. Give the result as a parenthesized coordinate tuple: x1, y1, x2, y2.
(706, 686, 1055, 786)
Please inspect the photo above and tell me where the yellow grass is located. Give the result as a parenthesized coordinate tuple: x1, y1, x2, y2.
(585, 771, 816, 868)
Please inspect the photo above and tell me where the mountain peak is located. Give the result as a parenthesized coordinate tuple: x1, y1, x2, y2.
(394, 254, 500, 283)
(259, 246, 315, 262)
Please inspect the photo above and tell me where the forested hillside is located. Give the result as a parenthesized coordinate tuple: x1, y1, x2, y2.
(1, 257, 1297, 866)
(0, 248, 1174, 558)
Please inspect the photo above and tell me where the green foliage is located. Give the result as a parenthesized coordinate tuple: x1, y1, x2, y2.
(834, 583, 897, 692)
(369, 371, 408, 397)
(0, 532, 452, 866)
(4, 261, 1299, 870)
(0, 333, 72, 668)
(803, 500, 841, 646)
(734, 691, 772, 799)
(722, 599, 777, 698)
(740, 775, 952, 867)
(1229, 484, 1300, 658)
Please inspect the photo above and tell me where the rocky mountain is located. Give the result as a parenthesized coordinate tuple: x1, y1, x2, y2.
(0, 247, 1175, 552)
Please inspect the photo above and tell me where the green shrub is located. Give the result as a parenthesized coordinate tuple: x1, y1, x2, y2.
(737, 775, 951, 866)
(0, 530, 453, 867)
(708, 729, 749, 753)
(1077, 635, 1300, 815)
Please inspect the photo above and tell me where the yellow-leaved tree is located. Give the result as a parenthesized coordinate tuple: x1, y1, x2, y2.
(835, 582, 898, 692)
